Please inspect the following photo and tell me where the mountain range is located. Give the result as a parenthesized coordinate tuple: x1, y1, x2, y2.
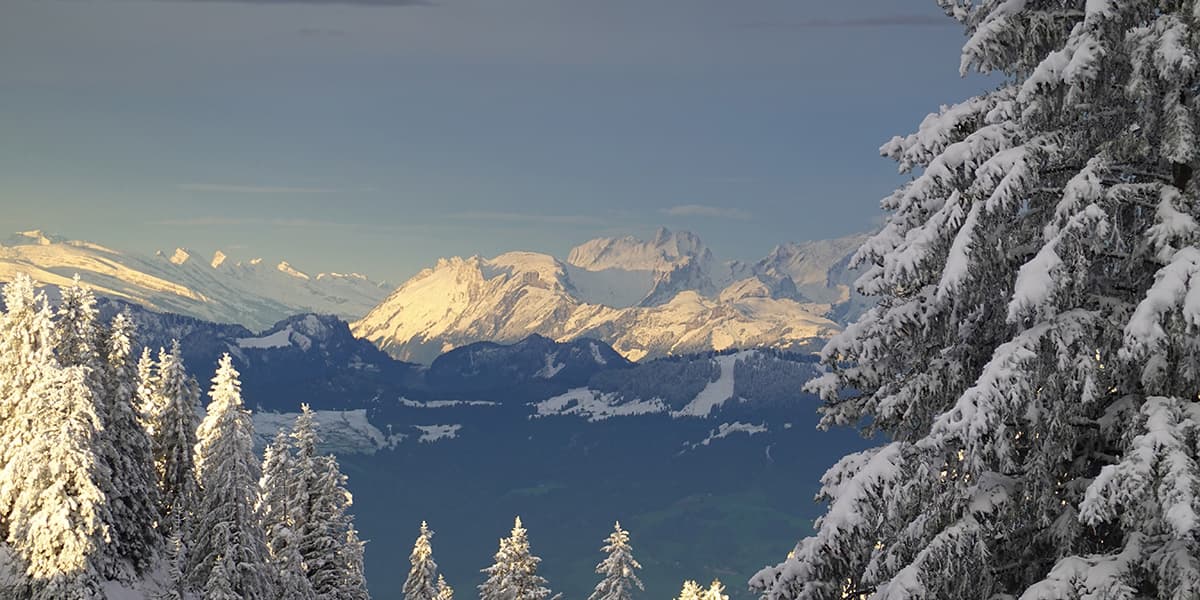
(1, 227, 869, 363)
(353, 228, 868, 362)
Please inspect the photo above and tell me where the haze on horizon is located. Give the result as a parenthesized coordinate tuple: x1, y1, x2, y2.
(1, 0, 992, 283)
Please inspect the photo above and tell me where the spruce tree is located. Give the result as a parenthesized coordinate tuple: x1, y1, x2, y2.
(260, 430, 315, 600)
(6, 364, 109, 599)
(191, 354, 273, 598)
(151, 340, 201, 542)
(53, 276, 103, 374)
(0, 275, 111, 598)
(403, 521, 439, 600)
(479, 517, 551, 600)
(339, 526, 371, 600)
(303, 454, 354, 598)
(436, 574, 454, 600)
(588, 522, 643, 600)
(290, 405, 365, 599)
(675, 580, 702, 600)
(203, 551, 240, 600)
(135, 346, 157, 430)
(0, 275, 59, 530)
(753, 3, 1200, 599)
(701, 581, 727, 600)
(162, 513, 188, 600)
(99, 311, 160, 575)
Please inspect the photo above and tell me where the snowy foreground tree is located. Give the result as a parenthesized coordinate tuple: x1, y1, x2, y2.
(588, 522, 643, 600)
(752, 3, 1200, 600)
(480, 517, 553, 600)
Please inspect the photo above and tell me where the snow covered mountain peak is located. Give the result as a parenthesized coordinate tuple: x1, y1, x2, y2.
(1, 230, 389, 330)
(276, 261, 311, 280)
(168, 247, 192, 265)
(11, 230, 61, 246)
(567, 227, 711, 273)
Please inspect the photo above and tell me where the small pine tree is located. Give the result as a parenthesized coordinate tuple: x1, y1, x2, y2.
(339, 526, 371, 600)
(160, 511, 188, 600)
(203, 552, 240, 600)
(588, 522, 643, 600)
(675, 580, 702, 600)
(479, 517, 552, 600)
(135, 346, 157, 430)
(191, 354, 273, 599)
(403, 521, 438, 600)
(701, 581, 726, 600)
(436, 574, 454, 600)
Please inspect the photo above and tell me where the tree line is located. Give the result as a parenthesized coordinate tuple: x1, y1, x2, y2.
(401, 518, 730, 600)
(0, 274, 367, 599)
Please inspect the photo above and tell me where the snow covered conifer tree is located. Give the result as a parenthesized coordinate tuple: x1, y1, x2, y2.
(403, 521, 438, 600)
(301, 454, 354, 598)
(479, 517, 551, 600)
(0, 275, 58, 520)
(98, 311, 160, 575)
(752, 3, 1200, 599)
(259, 430, 315, 600)
(53, 276, 102, 373)
(436, 574, 454, 600)
(588, 521, 643, 600)
(288, 405, 366, 599)
(339, 526, 371, 600)
(203, 552, 240, 600)
(675, 580, 702, 600)
(0, 275, 113, 597)
(151, 340, 201, 541)
(701, 580, 727, 600)
(162, 513, 189, 600)
(4, 363, 110, 599)
(135, 347, 157, 429)
(191, 354, 273, 598)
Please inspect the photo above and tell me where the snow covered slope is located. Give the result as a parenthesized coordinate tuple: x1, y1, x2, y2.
(354, 229, 861, 363)
(0, 230, 388, 330)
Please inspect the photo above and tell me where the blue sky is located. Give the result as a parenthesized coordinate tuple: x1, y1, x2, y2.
(0, 0, 991, 283)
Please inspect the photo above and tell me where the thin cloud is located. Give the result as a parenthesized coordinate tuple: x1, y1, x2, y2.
(448, 212, 606, 226)
(741, 15, 952, 29)
(151, 217, 421, 233)
(160, 0, 430, 6)
(662, 205, 751, 221)
(176, 183, 343, 194)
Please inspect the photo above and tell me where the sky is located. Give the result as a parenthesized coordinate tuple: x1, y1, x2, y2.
(0, 0, 993, 284)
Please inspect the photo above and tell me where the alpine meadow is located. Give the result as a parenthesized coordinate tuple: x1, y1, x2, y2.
(0, 1, 1198, 600)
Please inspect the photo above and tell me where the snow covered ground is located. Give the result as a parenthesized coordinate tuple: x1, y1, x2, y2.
(533, 388, 669, 422)
(683, 422, 768, 451)
(671, 352, 744, 418)
(413, 424, 463, 443)
(253, 409, 405, 454)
